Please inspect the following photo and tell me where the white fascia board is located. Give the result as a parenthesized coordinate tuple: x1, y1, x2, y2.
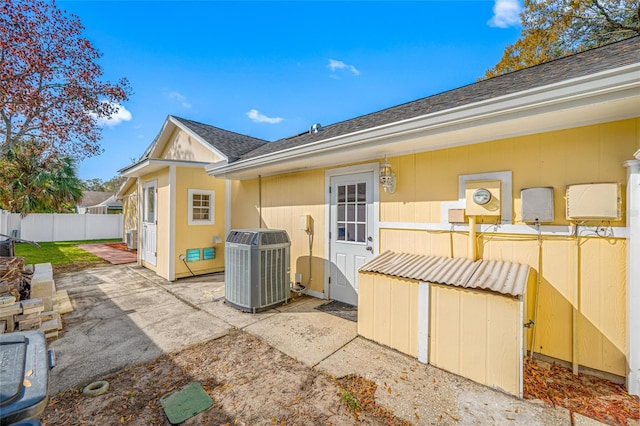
(168, 116, 229, 161)
(120, 159, 212, 177)
(210, 64, 640, 179)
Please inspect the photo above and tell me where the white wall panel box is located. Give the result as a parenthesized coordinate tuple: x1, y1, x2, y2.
(521, 187, 554, 223)
(566, 183, 621, 221)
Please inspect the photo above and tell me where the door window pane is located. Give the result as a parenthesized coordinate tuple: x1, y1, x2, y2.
(145, 186, 155, 223)
(335, 182, 367, 243)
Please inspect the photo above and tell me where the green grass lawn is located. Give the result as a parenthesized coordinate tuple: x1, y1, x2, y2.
(14, 239, 120, 267)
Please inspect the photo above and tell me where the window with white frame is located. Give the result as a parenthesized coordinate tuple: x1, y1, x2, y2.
(188, 189, 215, 225)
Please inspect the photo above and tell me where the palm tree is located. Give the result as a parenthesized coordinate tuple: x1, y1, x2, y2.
(0, 141, 83, 214)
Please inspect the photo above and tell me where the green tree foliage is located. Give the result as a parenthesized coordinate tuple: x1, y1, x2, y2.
(485, 0, 640, 78)
(0, 0, 131, 161)
(0, 140, 83, 214)
(82, 176, 126, 193)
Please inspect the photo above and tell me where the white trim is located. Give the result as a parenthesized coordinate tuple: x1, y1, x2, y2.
(458, 171, 512, 224)
(187, 189, 215, 226)
(168, 166, 176, 281)
(625, 159, 640, 396)
(136, 178, 141, 265)
(225, 179, 232, 239)
(324, 162, 380, 299)
(519, 296, 524, 399)
(379, 221, 629, 239)
(120, 158, 211, 177)
(417, 281, 430, 364)
(304, 289, 325, 299)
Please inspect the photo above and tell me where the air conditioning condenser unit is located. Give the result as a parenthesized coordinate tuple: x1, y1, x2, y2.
(225, 229, 290, 312)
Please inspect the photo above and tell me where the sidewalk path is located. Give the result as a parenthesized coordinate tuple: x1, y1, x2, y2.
(77, 243, 137, 264)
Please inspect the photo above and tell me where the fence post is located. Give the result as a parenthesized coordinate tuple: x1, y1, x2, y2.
(0, 210, 6, 236)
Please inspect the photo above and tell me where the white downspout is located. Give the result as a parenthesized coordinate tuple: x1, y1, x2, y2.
(624, 159, 640, 396)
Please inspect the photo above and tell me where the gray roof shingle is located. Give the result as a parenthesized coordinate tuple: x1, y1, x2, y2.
(171, 116, 268, 161)
(239, 36, 640, 161)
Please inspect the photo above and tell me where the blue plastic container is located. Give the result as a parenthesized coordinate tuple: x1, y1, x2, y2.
(0, 331, 54, 425)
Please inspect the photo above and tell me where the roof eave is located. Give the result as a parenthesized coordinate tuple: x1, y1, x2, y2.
(119, 158, 213, 178)
(208, 63, 640, 180)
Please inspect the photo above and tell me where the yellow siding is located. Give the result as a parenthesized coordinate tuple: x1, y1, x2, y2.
(383, 119, 636, 226)
(259, 170, 326, 294)
(120, 185, 137, 235)
(357, 272, 419, 357)
(228, 118, 636, 378)
(430, 285, 521, 396)
(173, 167, 226, 279)
(230, 179, 260, 229)
(160, 127, 224, 163)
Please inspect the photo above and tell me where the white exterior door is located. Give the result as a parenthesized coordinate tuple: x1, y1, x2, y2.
(329, 171, 375, 306)
(141, 181, 157, 265)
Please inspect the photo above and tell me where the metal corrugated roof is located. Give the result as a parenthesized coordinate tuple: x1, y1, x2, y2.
(359, 251, 529, 297)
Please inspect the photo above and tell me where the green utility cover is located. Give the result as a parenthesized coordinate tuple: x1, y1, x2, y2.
(159, 382, 213, 424)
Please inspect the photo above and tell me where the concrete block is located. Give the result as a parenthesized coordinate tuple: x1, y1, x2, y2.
(34, 263, 53, 274)
(30, 280, 54, 311)
(53, 290, 73, 314)
(40, 318, 59, 332)
(21, 298, 44, 315)
(18, 316, 41, 330)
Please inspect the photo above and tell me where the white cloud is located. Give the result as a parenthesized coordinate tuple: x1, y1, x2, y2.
(246, 109, 283, 124)
(328, 59, 360, 76)
(93, 103, 132, 127)
(168, 91, 192, 109)
(487, 0, 521, 28)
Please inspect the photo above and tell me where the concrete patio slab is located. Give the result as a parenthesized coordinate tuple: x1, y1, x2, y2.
(243, 296, 357, 367)
(49, 266, 230, 394)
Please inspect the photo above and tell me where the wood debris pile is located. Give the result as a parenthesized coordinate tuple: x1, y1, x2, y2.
(0, 256, 31, 300)
(524, 357, 640, 426)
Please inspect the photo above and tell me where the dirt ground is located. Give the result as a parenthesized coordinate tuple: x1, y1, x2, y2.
(40, 330, 640, 426)
(41, 330, 403, 426)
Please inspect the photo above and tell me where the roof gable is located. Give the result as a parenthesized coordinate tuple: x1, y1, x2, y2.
(170, 116, 268, 161)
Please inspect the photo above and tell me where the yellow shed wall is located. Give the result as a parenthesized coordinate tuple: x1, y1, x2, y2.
(357, 272, 419, 358)
(174, 167, 226, 279)
(429, 284, 521, 396)
(378, 119, 635, 377)
(160, 127, 224, 163)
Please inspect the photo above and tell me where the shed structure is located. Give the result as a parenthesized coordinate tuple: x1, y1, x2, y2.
(358, 251, 532, 397)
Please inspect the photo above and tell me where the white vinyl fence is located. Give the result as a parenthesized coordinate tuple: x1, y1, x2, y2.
(0, 210, 123, 242)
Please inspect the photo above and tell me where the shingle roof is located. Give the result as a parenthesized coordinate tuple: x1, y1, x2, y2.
(78, 191, 116, 207)
(360, 251, 530, 297)
(239, 36, 640, 161)
(171, 116, 268, 161)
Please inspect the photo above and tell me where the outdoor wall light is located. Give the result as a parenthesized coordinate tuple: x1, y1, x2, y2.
(379, 155, 396, 193)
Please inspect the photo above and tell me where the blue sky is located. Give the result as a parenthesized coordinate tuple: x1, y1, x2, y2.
(57, 0, 524, 181)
